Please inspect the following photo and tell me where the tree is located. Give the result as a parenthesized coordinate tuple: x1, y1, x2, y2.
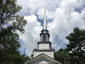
(66, 28, 85, 64)
(0, 0, 27, 33)
(0, 0, 27, 64)
(54, 48, 70, 64)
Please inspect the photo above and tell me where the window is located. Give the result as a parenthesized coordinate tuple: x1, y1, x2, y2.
(43, 35, 46, 41)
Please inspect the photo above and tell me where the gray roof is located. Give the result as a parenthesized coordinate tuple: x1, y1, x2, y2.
(24, 53, 62, 64)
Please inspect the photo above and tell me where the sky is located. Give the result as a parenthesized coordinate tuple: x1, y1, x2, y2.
(17, 0, 85, 56)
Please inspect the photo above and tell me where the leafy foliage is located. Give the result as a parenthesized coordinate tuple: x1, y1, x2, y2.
(0, 0, 29, 64)
(54, 49, 68, 64)
(54, 28, 85, 64)
(66, 28, 85, 64)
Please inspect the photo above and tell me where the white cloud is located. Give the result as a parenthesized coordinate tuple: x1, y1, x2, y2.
(17, 0, 85, 56)
(48, 7, 85, 50)
(37, 8, 55, 20)
(19, 15, 42, 56)
(17, 0, 62, 15)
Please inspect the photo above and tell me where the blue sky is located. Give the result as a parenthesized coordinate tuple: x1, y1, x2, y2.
(17, 0, 85, 56)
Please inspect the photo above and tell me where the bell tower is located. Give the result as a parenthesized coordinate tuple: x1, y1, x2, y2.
(33, 9, 54, 58)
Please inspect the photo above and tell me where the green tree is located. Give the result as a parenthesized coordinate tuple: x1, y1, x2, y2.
(54, 48, 69, 64)
(0, 0, 28, 64)
(66, 28, 85, 64)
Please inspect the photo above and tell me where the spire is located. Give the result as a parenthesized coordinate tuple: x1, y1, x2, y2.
(43, 8, 47, 30)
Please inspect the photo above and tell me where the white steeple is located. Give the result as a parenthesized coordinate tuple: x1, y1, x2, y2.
(33, 8, 54, 58)
(43, 9, 47, 30)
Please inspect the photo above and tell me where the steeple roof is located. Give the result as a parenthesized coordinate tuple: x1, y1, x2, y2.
(43, 9, 47, 30)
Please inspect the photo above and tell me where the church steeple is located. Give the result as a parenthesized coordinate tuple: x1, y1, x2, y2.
(43, 9, 47, 30)
(33, 8, 54, 58)
(40, 9, 50, 42)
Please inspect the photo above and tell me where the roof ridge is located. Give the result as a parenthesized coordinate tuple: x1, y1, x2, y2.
(25, 53, 61, 64)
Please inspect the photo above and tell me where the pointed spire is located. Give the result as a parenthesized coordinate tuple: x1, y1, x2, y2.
(43, 8, 47, 30)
